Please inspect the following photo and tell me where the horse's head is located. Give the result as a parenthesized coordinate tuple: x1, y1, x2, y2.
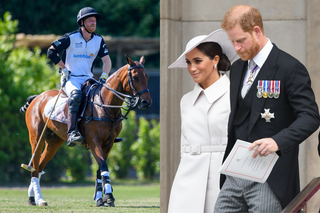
(124, 55, 152, 110)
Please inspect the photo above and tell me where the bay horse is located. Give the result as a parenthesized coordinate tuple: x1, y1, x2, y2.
(20, 55, 152, 207)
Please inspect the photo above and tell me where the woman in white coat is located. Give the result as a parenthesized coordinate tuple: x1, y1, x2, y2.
(167, 29, 237, 213)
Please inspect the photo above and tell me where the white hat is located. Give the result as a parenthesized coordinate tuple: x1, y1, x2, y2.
(168, 29, 237, 69)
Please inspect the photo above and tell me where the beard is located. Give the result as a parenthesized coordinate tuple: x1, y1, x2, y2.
(237, 36, 260, 61)
(84, 24, 96, 33)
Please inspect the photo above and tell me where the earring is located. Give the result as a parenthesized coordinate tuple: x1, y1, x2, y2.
(214, 64, 217, 69)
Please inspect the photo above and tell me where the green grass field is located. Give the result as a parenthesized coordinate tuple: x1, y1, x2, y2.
(0, 180, 160, 213)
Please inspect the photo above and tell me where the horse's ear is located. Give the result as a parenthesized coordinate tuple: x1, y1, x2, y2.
(139, 56, 145, 66)
(126, 54, 134, 66)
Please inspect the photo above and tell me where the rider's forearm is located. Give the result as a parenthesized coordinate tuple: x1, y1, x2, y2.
(102, 55, 112, 74)
(56, 60, 66, 70)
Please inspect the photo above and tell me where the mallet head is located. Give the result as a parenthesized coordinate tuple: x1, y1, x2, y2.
(21, 164, 36, 172)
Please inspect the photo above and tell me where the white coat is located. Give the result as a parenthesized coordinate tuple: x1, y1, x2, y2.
(168, 74, 230, 213)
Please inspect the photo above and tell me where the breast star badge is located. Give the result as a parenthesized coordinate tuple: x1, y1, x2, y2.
(261, 108, 275, 122)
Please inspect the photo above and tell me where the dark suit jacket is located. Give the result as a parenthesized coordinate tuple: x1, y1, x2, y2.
(221, 44, 320, 208)
(318, 132, 320, 156)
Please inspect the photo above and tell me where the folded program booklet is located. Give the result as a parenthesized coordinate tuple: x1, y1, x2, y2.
(219, 139, 279, 183)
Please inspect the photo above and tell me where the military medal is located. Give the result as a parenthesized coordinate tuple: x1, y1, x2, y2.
(247, 64, 258, 84)
(268, 80, 274, 98)
(262, 80, 268, 98)
(261, 108, 275, 122)
(257, 80, 263, 98)
(274, 81, 280, 99)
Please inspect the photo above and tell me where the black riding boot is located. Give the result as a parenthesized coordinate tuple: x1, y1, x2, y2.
(67, 90, 84, 147)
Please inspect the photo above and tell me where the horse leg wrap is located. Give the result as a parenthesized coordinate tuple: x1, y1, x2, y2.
(31, 177, 48, 206)
(27, 181, 36, 206)
(101, 175, 113, 194)
(101, 175, 115, 207)
(93, 179, 103, 202)
(38, 171, 45, 180)
(28, 172, 45, 206)
(28, 180, 34, 197)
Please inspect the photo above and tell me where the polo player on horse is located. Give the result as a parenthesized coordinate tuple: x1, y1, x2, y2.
(47, 7, 111, 147)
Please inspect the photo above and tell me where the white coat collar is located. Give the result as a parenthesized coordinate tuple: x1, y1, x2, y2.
(190, 74, 230, 105)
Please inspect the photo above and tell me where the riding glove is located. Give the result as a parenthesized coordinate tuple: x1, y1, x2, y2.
(61, 68, 70, 86)
(99, 73, 108, 84)
(61, 68, 70, 81)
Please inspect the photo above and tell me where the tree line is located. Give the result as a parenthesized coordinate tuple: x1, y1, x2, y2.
(0, 0, 160, 37)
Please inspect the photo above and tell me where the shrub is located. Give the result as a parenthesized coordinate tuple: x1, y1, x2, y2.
(107, 111, 137, 179)
(0, 12, 63, 183)
(65, 146, 91, 182)
(131, 117, 160, 180)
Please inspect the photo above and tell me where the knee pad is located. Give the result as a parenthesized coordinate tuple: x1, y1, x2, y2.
(68, 90, 83, 112)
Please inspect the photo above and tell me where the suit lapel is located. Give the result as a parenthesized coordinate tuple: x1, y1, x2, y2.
(248, 45, 280, 133)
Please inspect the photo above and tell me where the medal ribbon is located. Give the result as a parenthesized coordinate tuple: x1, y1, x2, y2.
(264, 80, 268, 93)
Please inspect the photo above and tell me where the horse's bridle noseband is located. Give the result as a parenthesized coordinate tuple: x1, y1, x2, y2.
(127, 64, 150, 97)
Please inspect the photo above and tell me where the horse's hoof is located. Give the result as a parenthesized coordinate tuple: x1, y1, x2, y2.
(104, 200, 115, 207)
(37, 199, 48, 206)
(96, 198, 104, 207)
(27, 197, 36, 206)
(103, 193, 115, 207)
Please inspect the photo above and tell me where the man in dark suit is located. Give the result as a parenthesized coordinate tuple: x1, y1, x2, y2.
(214, 5, 320, 213)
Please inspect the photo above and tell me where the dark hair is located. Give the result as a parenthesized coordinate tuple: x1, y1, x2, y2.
(196, 42, 231, 71)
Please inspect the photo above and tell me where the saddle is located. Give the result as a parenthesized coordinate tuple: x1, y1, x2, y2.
(43, 79, 97, 124)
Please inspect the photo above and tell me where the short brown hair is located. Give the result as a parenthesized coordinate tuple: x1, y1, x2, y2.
(221, 5, 264, 34)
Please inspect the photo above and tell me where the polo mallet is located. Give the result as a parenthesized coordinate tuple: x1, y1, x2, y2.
(21, 79, 66, 172)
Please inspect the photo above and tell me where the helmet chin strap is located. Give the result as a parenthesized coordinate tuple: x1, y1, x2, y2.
(80, 20, 93, 34)
(84, 25, 93, 34)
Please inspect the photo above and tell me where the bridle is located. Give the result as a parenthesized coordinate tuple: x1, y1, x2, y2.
(126, 64, 150, 98)
(101, 63, 149, 110)
(82, 63, 149, 123)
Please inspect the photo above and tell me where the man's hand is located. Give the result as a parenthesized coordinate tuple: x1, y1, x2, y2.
(249, 138, 279, 158)
(61, 68, 70, 87)
(61, 67, 70, 81)
(99, 73, 108, 84)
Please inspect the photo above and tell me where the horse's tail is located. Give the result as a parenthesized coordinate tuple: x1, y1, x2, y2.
(20, 95, 38, 113)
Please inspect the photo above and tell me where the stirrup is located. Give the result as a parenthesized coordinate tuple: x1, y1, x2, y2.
(114, 138, 123, 143)
(67, 131, 84, 147)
